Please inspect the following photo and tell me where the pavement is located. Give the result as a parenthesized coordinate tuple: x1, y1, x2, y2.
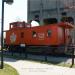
(2, 55, 75, 75)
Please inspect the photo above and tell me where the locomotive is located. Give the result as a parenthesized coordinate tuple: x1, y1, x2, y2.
(5, 21, 74, 54)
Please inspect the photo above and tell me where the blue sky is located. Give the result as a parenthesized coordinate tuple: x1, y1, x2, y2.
(0, 0, 27, 32)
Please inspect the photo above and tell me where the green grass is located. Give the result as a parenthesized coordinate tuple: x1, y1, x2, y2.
(57, 63, 72, 67)
(0, 64, 19, 75)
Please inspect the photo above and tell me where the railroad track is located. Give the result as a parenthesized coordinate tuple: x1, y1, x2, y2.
(1, 49, 75, 58)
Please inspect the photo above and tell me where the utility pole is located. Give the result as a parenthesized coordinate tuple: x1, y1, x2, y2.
(56, 0, 60, 22)
(40, 0, 43, 25)
(27, 0, 30, 22)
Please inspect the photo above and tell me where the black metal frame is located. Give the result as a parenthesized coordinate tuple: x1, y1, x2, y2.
(0, 0, 13, 69)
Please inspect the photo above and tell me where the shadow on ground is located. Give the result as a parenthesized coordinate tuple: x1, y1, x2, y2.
(1, 50, 74, 68)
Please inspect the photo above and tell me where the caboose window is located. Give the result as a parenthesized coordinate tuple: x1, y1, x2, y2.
(47, 30, 51, 37)
(21, 32, 24, 38)
(32, 31, 37, 37)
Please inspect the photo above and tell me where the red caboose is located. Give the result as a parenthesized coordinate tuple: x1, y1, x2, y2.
(5, 21, 74, 54)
